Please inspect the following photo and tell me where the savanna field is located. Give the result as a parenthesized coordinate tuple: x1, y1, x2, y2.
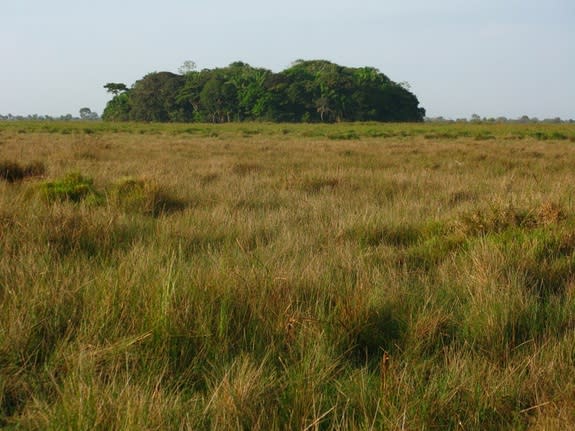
(2, 121, 575, 430)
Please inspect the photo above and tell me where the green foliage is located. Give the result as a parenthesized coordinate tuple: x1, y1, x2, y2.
(129, 72, 188, 122)
(103, 82, 128, 95)
(327, 130, 360, 140)
(101, 93, 131, 121)
(199, 74, 238, 123)
(39, 173, 102, 204)
(103, 59, 425, 123)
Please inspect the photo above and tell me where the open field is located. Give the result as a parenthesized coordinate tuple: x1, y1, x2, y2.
(1, 121, 575, 430)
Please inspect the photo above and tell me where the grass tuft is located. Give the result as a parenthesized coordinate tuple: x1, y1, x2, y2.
(39, 173, 102, 204)
(109, 177, 186, 216)
(0, 160, 46, 182)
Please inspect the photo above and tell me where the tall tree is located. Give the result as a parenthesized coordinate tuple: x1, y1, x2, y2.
(79, 107, 99, 120)
(199, 73, 237, 123)
(178, 60, 197, 75)
(103, 83, 128, 96)
(129, 72, 186, 122)
(102, 92, 131, 122)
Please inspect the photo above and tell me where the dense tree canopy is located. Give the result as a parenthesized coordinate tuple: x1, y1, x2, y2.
(102, 60, 425, 123)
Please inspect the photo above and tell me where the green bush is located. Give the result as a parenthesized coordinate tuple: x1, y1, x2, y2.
(39, 173, 102, 204)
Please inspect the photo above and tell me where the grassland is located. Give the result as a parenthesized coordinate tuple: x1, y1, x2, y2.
(1, 121, 575, 430)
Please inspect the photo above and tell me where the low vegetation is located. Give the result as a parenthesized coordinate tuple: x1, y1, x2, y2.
(39, 173, 102, 204)
(1, 121, 575, 429)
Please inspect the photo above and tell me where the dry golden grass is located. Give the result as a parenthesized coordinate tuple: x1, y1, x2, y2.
(1, 121, 575, 429)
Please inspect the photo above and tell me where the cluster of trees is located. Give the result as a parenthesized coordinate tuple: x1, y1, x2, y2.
(102, 60, 425, 123)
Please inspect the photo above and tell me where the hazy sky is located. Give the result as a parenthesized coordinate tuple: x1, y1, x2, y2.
(2, 0, 574, 119)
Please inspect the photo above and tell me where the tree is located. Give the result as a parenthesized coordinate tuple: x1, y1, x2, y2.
(259, 73, 294, 121)
(224, 62, 271, 120)
(178, 60, 197, 75)
(177, 70, 212, 121)
(102, 82, 132, 121)
(103, 83, 128, 96)
(315, 96, 332, 122)
(79, 107, 99, 120)
(102, 93, 131, 121)
(199, 74, 238, 123)
(129, 72, 186, 122)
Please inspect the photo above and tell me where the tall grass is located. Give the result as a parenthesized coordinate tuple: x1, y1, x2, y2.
(1, 121, 575, 429)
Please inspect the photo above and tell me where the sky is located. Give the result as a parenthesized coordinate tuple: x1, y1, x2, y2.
(1, 0, 574, 120)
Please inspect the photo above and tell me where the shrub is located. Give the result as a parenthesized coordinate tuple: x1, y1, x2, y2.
(39, 173, 102, 204)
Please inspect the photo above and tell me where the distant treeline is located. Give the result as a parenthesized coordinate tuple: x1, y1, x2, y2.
(0, 109, 99, 122)
(102, 60, 426, 123)
(427, 115, 574, 124)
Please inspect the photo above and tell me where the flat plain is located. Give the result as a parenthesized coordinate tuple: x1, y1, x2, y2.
(1, 121, 575, 430)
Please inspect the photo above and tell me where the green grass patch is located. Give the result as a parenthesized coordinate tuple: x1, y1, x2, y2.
(327, 130, 360, 140)
(39, 173, 102, 204)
